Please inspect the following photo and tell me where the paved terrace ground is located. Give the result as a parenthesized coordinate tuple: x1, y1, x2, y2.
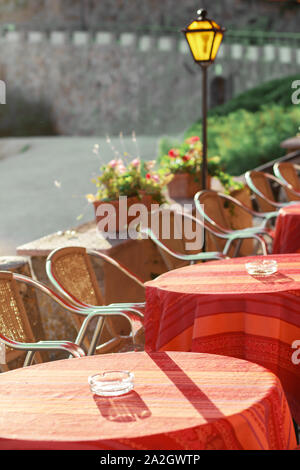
(0, 135, 167, 255)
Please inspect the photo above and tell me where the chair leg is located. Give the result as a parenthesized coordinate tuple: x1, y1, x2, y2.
(293, 419, 299, 445)
(223, 239, 233, 256)
(88, 317, 105, 355)
(23, 350, 35, 367)
(233, 239, 242, 257)
(259, 236, 268, 255)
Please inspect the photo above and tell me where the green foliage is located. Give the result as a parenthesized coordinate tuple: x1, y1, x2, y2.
(92, 163, 141, 201)
(185, 104, 300, 175)
(164, 75, 300, 175)
(208, 75, 299, 117)
(88, 158, 169, 204)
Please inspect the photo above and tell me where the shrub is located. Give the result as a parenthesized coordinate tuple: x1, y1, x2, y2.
(158, 75, 300, 176)
(159, 104, 300, 176)
(208, 74, 299, 117)
(185, 104, 300, 175)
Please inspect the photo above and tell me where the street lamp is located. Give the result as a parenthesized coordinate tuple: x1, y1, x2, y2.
(182, 9, 225, 190)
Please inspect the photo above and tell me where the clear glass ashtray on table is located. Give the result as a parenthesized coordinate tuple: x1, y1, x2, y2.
(88, 370, 134, 396)
(245, 259, 278, 276)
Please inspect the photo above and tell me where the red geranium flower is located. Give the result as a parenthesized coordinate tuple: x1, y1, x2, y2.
(145, 173, 151, 179)
(186, 136, 200, 145)
(168, 148, 179, 158)
(182, 155, 191, 162)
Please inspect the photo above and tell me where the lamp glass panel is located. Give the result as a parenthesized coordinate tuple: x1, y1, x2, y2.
(186, 30, 215, 61)
(211, 32, 224, 60)
(188, 20, 213, 31)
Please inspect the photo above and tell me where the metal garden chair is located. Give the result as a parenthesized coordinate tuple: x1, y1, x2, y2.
(139, 207, 228, 270)
(273, 162, 300, 202)
(194, 190, 276, 256)
(0, 271, 86, 371)
(245, 170, 296, 212)
(46, 246, 145, 355)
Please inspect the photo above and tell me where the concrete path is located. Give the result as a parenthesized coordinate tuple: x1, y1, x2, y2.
(0, 135, 167, 255)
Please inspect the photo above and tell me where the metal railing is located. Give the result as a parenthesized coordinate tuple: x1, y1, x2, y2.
(1, 22, 300, 47)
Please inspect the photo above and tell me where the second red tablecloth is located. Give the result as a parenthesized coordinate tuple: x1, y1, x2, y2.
(145, 254, 300, 423)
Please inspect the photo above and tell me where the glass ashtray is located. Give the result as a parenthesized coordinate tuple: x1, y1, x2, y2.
(245, 259, 278, 276)
(88, 370, 134, 396)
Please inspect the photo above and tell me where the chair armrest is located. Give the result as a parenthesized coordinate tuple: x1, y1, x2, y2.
(109, 302, 145, 315)
(78, 304, 144, 319)
(254, 210, 278, 220)
(229, 227, 273, 240)
(0, 333, 85, 368)
(14, 273, 133, 318)
(223, 232, 269, 256)
(74, 308, 144, 352)
(140, 227, 225, 263)
(34, 341, 85, 358)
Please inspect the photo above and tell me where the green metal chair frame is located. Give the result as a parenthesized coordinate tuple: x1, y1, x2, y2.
(273, 162, 300, 200)
(194, 190, 276, 256)
(245, 170, 297, 211)
(139, 208, 228, 266)
(0, 271, 86, 369)
(46, 247, 144, 356)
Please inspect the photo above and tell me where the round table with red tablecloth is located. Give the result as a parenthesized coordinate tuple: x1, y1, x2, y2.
(272, 204, 300, 254)
(0, 351, 296, 450)
(145, 254, 300, 423)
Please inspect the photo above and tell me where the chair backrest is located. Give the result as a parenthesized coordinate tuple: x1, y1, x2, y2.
(246, 171, 276, 212)
(197, 190, 232, 253)
(47, 246, 146, 306)
(0, 271, 38, 367)
(47, 246, 104, 307)
(197, 190, 254, 256)
(275, 162, 300, 201)
(221, 188, 254, 256)
(198, 190, 231, 230)
(47, 246, 146, 344)
(145, 208, 204, 270)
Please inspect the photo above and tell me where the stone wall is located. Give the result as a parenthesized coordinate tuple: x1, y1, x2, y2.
(1, 0, 300, 33)
(0, 30, 299, 136)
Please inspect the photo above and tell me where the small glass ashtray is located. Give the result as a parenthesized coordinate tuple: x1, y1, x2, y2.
(88, 370, 134, 396)
(245, 259, 278, 276)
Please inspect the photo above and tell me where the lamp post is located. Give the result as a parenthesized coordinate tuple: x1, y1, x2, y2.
(182, 9, 225, 190)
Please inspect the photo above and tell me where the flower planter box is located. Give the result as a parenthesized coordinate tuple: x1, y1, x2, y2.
(167, 172, 211, 199)
(93, 196, 140, 233)
(138, 191, 155, 211)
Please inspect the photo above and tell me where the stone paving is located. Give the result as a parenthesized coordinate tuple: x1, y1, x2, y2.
(0, 135, 164, 255)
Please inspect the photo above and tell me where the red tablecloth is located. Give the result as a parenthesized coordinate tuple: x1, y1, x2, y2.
(145, 254, 300, 423)
(273, 204, 300, 254)
(0, 352, 296, 450)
